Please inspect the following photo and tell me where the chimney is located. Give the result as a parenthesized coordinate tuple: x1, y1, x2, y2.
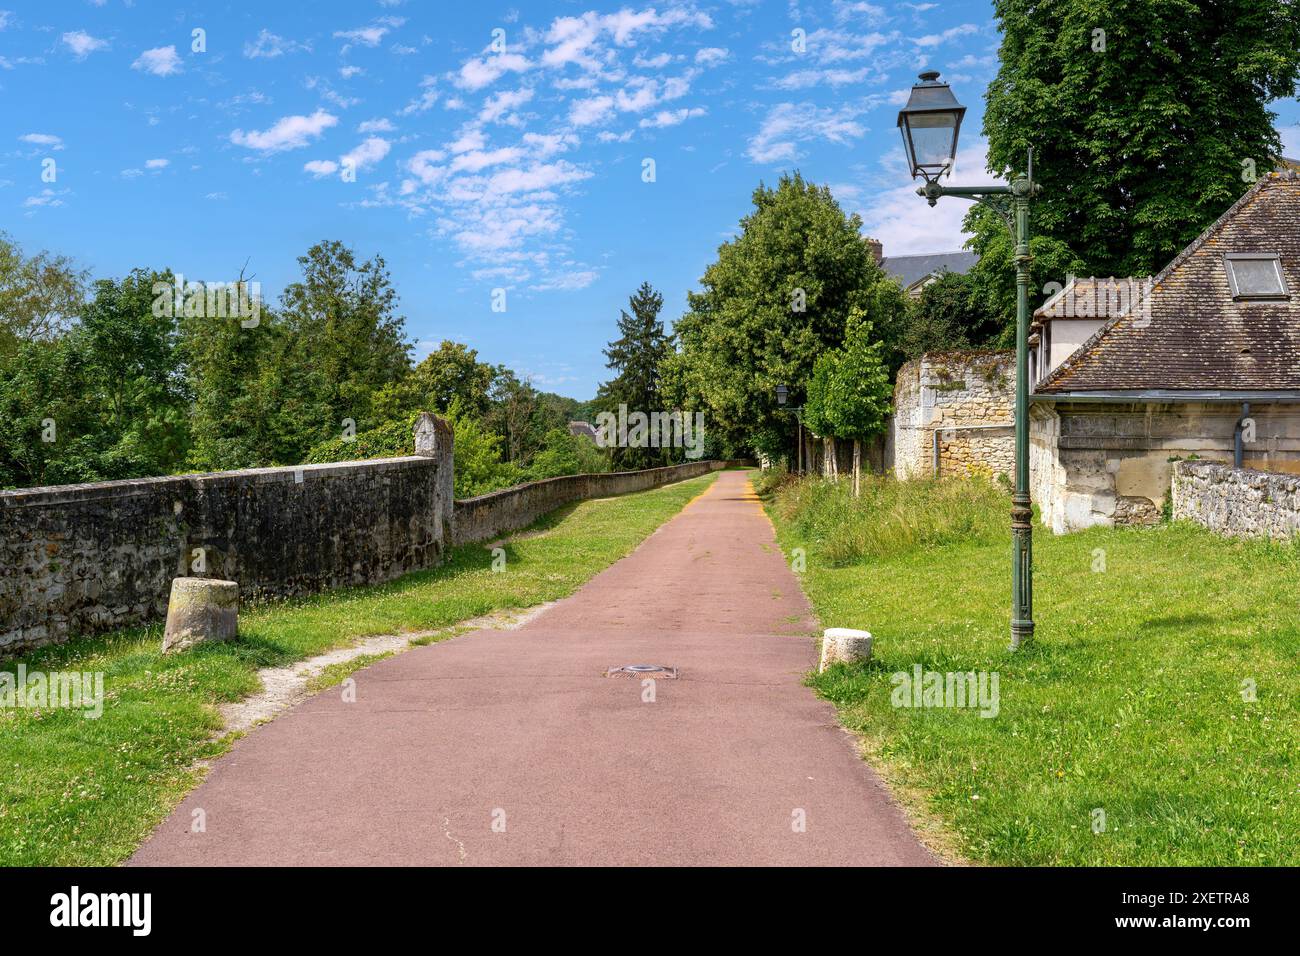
(865, 237, 883, 265)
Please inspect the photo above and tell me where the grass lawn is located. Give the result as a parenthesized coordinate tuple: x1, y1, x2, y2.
(0, 471, 718, 866)
(761, 473, 1300, 866)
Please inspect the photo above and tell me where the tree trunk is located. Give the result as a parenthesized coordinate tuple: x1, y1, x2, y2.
(853, 438, 861, 497)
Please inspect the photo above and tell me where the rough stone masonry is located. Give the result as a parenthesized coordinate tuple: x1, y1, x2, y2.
(1172, 459, 1300, 541)
(0, 413, 454, 655)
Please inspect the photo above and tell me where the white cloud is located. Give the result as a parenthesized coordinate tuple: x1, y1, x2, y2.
(62, 31, 109, 58)
(451, 146, 524, 173)
(358, 118, 396, 134)
(24, 188, 69, 208)
(851, 140, 999, 255)
(914, 24, 980, 47)
(640, 107, 706, 129)
(746, 102, 867, 163)
(132, 45, 182, 77)
(304, 159, 339, 178)
(694, 47, 729, 66)
(771, 66, 874, 90)
(597, 130, 633, 143)
(145, 158, 169, 169)
(334, 17, 404, 49)
(244, 29, 310, 58)
(569, 94, 615, 127)
(19, 133, 63, 149)
(522, 131, 578, 157)
(634, 52, 674, 69)
(342, 136, 392, 171)
(456, 52, 532, 91)
(231, 110, 339, 152)
(484, 160, 590, 197)
(531, 269, 598, 291)
(340, 65, 364, 79)
(834, 1, 888, 23)
(787, 28, 898, 65)
(479, 86, 534, 125)
(396, 74, 439, 116)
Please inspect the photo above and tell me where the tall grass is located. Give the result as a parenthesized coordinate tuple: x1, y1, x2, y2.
(762, 473, 1008, 565)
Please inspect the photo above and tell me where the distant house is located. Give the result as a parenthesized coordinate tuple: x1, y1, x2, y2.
(1029, 171, 1300, 532)
(867, 237, 978, 299)
(567, 420, 599, 442)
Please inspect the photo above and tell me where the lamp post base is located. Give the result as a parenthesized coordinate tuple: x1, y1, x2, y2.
(1010, 492, 1034, 650)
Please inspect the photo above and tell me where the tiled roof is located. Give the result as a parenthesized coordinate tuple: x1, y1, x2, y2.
(1036, 172, 1300, 393)
(880, 251, 977, 290)
(1033, 276, 1151, 323)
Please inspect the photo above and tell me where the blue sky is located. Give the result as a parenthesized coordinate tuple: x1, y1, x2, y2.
(3, 1, 1298, 398)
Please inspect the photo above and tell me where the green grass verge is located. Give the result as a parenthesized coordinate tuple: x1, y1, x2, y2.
(762, 474, 1300, 866)
(0, 472, 717, 866)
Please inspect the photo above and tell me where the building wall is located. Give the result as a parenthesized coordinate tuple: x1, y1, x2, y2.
(1172, 459, 1300, 541)
(1030, 400, 1300, 533)
(890, 350, 1016, 479)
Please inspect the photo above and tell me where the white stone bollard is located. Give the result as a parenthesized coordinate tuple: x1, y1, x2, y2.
(162, 577, 239, 654)
(819, 627, 873, 672)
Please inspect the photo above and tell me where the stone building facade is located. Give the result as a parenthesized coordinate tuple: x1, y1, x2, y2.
(1031, 172, 1300, 532)
(888, 350, 1015, 480)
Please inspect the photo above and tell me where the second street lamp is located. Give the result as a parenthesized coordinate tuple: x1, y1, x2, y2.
(898, 70, 1038, 651)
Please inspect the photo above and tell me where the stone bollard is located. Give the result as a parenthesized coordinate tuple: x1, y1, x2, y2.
(162, 577, 239, 654)
(818, 627, 873, 672)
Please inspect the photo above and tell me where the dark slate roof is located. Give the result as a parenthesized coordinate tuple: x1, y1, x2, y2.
(1036, 172, 1300, 394)
(880, 251, 977, 290)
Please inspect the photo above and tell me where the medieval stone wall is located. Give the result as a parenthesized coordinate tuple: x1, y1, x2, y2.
(1, 456, 452, 656)
(1172, 459, 1300, 541)
(889, 350, 1015, 479)
(451, 460, 734, 546)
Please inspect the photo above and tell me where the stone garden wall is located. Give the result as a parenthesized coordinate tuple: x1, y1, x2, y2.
(2, 406, 738, 656)
(890, 350, 1015, 479)
(1, 415, 454, 656)
(1171, 459, 1300, 541)
(451, 460, 734, 546)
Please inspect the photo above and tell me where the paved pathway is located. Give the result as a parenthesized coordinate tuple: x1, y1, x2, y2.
(131, 471, 935, 866)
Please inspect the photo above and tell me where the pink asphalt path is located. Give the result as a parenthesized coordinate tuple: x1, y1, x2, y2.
(131, 470, 936, 866)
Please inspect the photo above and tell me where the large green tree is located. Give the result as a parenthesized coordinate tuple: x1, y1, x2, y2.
(279, 240, 412, 431)
(978, 0, 1300, 288)
(0, 232, 86, 352)
(596, 281, 673, 468)
(670, 172, 905, 458)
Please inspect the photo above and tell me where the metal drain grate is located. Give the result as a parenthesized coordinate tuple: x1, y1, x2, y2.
(605, 664, 679, 679)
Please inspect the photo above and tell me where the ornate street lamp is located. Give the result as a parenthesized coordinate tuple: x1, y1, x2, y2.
(775, 384, 804, 474)
(898, 71, 1038, 650)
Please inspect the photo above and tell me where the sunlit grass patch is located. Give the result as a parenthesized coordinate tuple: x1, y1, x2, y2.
(763, 474, 1300, 866)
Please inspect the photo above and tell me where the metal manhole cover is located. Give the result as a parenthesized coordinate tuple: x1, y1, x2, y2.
(605, 664, 679, 679)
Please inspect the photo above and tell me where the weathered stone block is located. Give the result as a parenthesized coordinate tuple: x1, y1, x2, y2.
(819, 627, 873, 671)
(162, 577, 239, 653)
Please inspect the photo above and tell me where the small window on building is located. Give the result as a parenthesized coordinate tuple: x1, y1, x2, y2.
(1224, 253, 1288, 300)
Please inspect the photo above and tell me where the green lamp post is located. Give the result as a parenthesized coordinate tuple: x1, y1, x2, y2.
(897, 70, 1038, 650)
